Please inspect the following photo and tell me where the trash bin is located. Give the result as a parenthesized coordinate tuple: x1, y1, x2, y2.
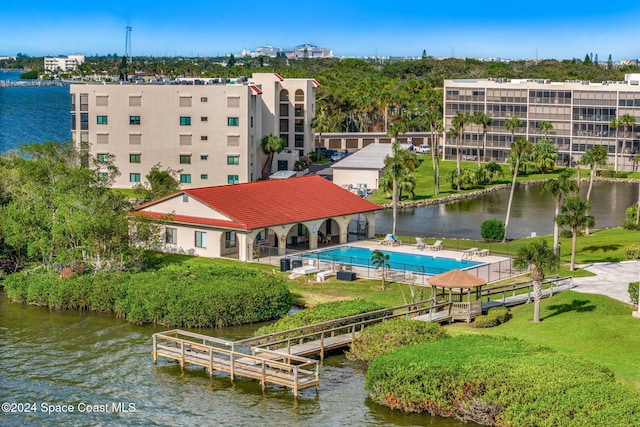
(280, 258, 291, 272)
(292, 259, 303, 268)
(337, 271, 356, 281)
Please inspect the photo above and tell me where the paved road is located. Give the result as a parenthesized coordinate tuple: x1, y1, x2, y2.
(571, 261, 640, 305)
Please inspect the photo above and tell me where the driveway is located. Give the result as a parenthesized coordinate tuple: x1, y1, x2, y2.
(570, 261, 640, 305)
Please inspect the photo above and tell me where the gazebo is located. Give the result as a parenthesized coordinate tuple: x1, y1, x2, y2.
(427, 269, 487, 322)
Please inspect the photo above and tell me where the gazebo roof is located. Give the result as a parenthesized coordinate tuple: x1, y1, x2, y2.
(427, 269, 486, 289)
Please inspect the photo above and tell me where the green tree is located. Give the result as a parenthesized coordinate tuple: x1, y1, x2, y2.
(620, 114, 636, 171)
(451, 111, 472, 190)
(582, 145, 608, 202)
(513, 239, 560, 322)
(311, 107, 335, 148)
(425, 108, 443, 195)
(371, 249, 391, 290)
(542, 169, 578, 252)
(556, 196, 595, 271)
(133, 163, 181, 203)
(538, 121, 553, 140)
(530, 140, 558, 173)
(473, 111, 492, 165)
(260, 134, 286, 177)
(504, 136, 532, 242)
(504, 116, 523, 146)
(610, 117, 621, 172)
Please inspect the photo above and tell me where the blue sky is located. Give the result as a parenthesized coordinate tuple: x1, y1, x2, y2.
(2, 1, 639, 60)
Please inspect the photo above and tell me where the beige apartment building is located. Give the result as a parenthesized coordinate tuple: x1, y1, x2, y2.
(70, 73, 319, 188)
(443, 75, 640, 170)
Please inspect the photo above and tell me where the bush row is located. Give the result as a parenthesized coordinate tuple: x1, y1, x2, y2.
(365, 335, 640, 427)
(3, 265, 291, 328)
(347, 318, 449, 363)
(623, 244, 640, 259)
(474, 306, 511, 328)
(254, 299, 384, 337)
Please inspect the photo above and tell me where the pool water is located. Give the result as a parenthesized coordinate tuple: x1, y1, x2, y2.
(301, 246, 483, 276)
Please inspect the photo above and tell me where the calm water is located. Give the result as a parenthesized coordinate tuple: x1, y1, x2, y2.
(0, 70, 70, 152)
(0, 292, 472, 427)
(376, 181, 639, 239)
(303, 245, 481, 275)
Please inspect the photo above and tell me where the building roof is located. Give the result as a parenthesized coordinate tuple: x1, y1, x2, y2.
(427, 269, 487, 289)
(331, 143, 410, 170)
(134, 175, 381, 231)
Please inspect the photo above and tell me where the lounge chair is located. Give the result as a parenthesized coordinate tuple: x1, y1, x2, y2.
(476, 248, 490, 257)
(462, 247, 478, 260)
(391, 235, 402, 246)
(378, 234, 393, 245)
(426, 240, 442, 251)
(413, 237, 426, 250)
(323, 234, 332, 245)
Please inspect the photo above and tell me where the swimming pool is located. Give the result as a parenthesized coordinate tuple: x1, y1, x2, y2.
(301, 246, 483, 276)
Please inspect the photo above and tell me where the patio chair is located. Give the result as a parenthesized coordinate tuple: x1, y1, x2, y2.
(323, 234, 332, 245)
(378, 234, 393, 245)
(426, 240, 442, 251)
(462, 247, 478, 260)
(476, 248, 490, 257)
(413, 237, 426, 250)
(391, 235, 402, 246)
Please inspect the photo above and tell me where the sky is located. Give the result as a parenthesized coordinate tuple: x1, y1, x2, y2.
(1, 1, 640, 61)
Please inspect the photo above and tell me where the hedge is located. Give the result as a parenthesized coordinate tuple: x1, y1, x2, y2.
(629, 282, 639, 305)
(347, 318, 449, 363)
(474, 306, 511, 328)
(366, 335, 640, 426)
(3, 265, 291, 328)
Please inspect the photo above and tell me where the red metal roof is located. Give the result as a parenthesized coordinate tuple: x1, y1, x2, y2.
(134, 175, 381, 231)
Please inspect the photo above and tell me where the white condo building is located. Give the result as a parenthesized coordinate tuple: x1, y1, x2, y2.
(44, 55, 85, 72)
(70, 73, 319, 188)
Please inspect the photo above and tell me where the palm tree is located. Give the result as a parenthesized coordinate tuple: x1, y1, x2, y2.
(473, 111, 492, 166)
(504, 116, 523, 146)
(426, 109, 443, 195)
(582, 145, 608, 202)
(542, 169, 577, 253)
(556, 196, 595, 271)
(311, 107, 334, 148)
(609, 117, 621, 172)
(503, 136, 532, 242)
(530, 140, 558, 173)
(451, 111, 471, 190)
(513, 239, 560, 323)
(538, 121, 553, 141)
(619, 114, 636, 171)
(385, 122, 418, 236)
(260, 134, 285, 177)
(371, 249, 391, 290)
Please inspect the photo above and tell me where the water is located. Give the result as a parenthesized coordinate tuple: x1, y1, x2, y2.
(0, 70, 70, 152)
(0, 292, 472, 427)
(376, 181, 639, 239)
(303, 245, 482, 275)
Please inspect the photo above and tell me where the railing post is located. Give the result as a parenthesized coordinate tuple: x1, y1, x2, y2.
(180, 341, 185, 370)
(230, 352, 235, 382)
(293, 366, 299, 398)
(261, 362, 266, 392)
(152, 335, 157, 364)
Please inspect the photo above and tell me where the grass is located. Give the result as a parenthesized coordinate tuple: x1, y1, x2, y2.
(446, 291, 640, 392)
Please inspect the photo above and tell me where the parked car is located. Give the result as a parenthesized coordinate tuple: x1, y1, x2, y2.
(415, 144, 431, 154)
(331, 151, 347, 161)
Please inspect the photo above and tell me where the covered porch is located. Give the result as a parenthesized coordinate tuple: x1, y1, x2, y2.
(427, 269, 487, 323)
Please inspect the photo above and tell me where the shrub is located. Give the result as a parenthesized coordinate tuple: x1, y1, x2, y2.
(474, 306, 511, 328)
(254, 299, 384, 337)
(480, 219, 505, 241)
(3, 265, 291, 328)
(621, 204, 639, 230)
(559, 228, 583, 238)
(347, 318, 448, 363)
(365, 335, 640, 426)
(623, 244, 640, 259)
(629, 282, 639, 305)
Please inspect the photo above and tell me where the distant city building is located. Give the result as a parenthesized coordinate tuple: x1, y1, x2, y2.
(443, 75, 640, 170)
(44, 54, 85, 72)
(242, 43, 332, 59)
(70, 73, 319, 188)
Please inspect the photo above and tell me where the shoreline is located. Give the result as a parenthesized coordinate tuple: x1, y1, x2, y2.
(381, 176, 640, 209)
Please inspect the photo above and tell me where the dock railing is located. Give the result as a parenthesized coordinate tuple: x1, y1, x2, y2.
(480, 275, 573, 306)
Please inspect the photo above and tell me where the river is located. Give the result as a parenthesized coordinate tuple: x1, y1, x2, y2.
(0, 292, 473, 427)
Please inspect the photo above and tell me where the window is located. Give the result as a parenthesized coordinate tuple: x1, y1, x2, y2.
(96, 153, 109, 163)
(195, 231, 207, 248)
(280, 104, 289, 116)
(201, 116, 208, 122)
(96, 133, 109, 144)
(295, 119, 304, 132)
(200, 174, 208, 180)
(130, 173, 141, 183)
(97, 172, 108, 181)
(295, 104, 304, 117)
(182, 194, 189, 203)
(71, 113, 76, 130)
(179, 154, 191, 164)
(227, 135, 240, 146)
(227, 175, 239, 184)
(130, 115, 140, 125)
(129, 153, 141, 163)
(96, 96, 108, 107)
(165, 228, 177, 244)
(201, 135, 208, 141)
(180, 174, 191, 183)
(80, 93, 88, 111)
(227, 117, 239, 126)
(129, 96, 141, 107)
(227, 155, 239, 165)
(200, 97, 208, 103)
(200, 154, 208, 160)
(180, 116, 191, 126)
(225, 231, 237, 248)
(129, 133, 141, 145)
(295, 134, 304, 147)
(227, 97, 240, 108)
(179, 134, 192, 145)
(295, 89, 304, 102)
(71, 94, 76, 111)
(279, 119, 289, 132)
(179, 96, 192, 107)
(80, 113, 89, 130)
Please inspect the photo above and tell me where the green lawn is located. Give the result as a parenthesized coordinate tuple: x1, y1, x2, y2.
(446, 291, 640, 392)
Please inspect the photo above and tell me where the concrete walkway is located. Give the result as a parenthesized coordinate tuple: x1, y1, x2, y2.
(570, 261, 640, 305)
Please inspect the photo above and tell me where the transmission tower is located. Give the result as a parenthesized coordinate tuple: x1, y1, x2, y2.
(125, 26, 132, 63)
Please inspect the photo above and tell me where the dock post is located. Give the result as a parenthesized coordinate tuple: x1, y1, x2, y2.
(180, 341, 185, 371)
(209, 349, 214, 378)
(261, 362, 266, 392)
(152, 335, 157, 364)
(230, 352, 235, 382)
(293, 367, 299, 398)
